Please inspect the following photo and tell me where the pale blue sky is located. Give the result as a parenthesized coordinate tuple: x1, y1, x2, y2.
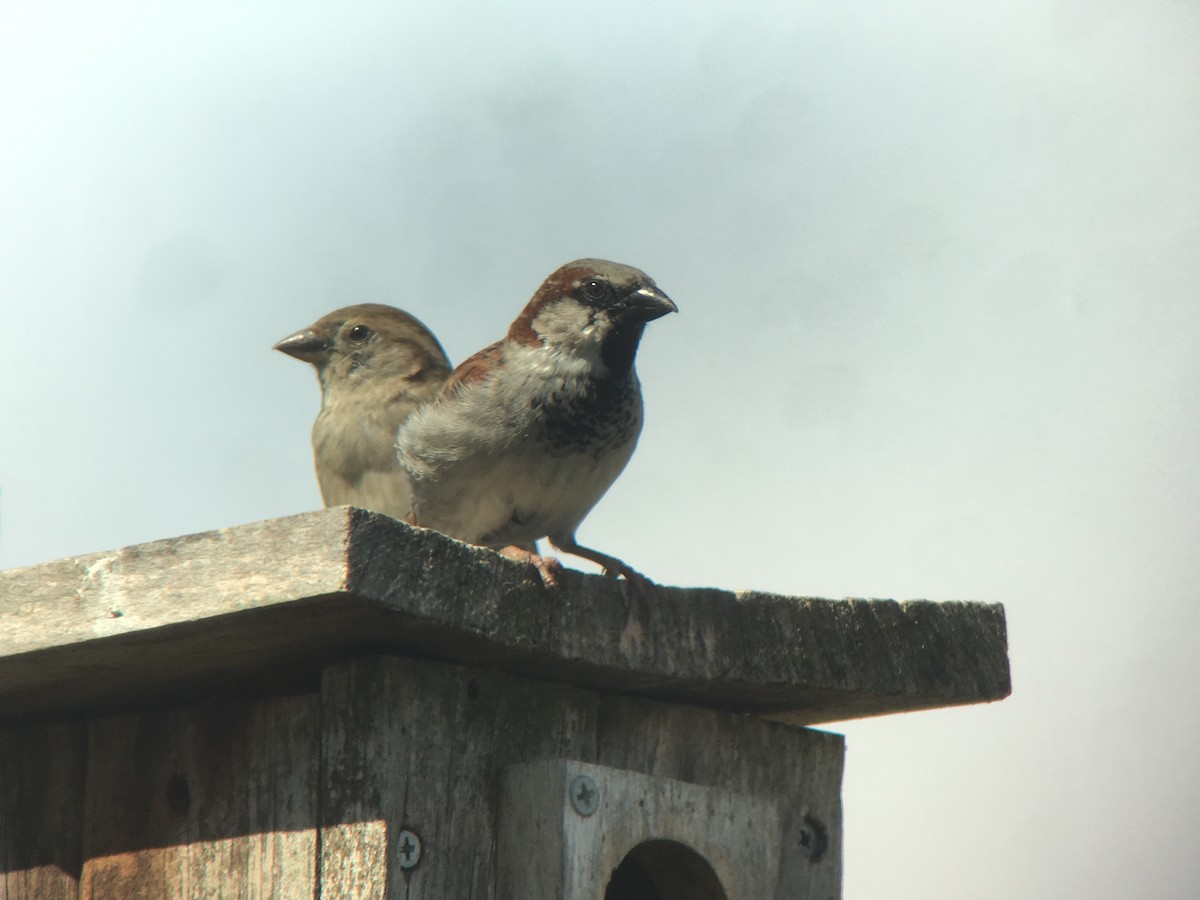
(2, 2, 1198, 896)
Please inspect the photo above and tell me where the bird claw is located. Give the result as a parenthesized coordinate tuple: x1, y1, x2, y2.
(602, 561, 650, 585)
(499, 545, 563, 589)
(501, 540, 655, 593)
(545, 537, 655, 592)
(607, 565, 655, 597)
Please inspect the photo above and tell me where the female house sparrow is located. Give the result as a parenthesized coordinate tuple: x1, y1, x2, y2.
(274, 304, 452, 520)
(397, 259, 677, 587)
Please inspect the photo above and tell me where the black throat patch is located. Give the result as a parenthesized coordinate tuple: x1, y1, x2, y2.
(532, 368, 639, 458)
(600, 322, 647, 378)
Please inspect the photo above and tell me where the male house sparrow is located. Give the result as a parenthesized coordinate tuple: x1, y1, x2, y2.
(274, 304, 452, 520)
(397, 259, 677, 587)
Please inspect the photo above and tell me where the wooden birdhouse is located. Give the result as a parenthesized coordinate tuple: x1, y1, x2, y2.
(0, 508, 1009, 898)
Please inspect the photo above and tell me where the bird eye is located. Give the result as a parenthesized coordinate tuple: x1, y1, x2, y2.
(348, 324, 373, 342)
(581, 278, 610, 302)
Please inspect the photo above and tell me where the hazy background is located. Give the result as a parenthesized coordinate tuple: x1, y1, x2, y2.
(2, 1, 1197, 896)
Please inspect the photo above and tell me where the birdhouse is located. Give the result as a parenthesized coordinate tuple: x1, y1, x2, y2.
(0, 508, 1009, 898)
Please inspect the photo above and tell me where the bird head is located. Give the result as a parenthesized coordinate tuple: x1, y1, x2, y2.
(274, 304, 451, 396)
(509, 259, 677, 376)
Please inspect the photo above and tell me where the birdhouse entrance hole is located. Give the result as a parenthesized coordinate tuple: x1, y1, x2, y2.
(604, 839, 728, 900)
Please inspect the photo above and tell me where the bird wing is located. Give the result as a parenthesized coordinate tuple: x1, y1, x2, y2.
(441, 340, 504, 394)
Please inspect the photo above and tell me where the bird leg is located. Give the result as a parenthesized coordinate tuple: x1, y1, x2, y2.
(548, 535, 652, 587)
(499, 544, 563, 589)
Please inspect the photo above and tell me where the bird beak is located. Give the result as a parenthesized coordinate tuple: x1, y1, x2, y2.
(622, 284, 678, 323)
(273, 329, 330, 363)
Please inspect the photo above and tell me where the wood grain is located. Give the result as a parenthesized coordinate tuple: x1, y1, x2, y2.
(318, 655, 601, 899)
(500, 760, 783, 899)
(0, 721, 86, 899)
(0, 508, 1011, 726)
(319, 655, 842, 899)
(80, 693, 319, 900)
(0, 507, 1010, 898)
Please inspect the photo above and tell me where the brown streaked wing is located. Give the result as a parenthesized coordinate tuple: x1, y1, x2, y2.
(441, 340, 505, 394)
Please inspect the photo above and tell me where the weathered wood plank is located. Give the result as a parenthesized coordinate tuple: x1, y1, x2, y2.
(319, 654, 842, 900)
(499, 760, 782, 899)
(319, 655, 600, 899)
(1, 510, 349, 655)
(0, 511, 354, 724)
(0, 721, 86, 899)
(0, 507, 1010, 725)
(593, 690, 844, 894)
(79, 693, 319, 900)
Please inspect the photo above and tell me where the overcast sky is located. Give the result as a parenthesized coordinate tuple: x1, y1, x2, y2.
(2, 2, 1198, 897)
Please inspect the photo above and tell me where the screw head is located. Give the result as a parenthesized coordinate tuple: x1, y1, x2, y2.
(568, 773, 599, 816)
(397, 828, 423, 870)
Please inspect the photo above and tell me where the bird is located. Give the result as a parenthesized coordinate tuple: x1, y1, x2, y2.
(397, 258, 677, 587)
(274, 304, 452, 521)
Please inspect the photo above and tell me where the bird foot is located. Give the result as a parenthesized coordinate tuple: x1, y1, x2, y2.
(547, 537, 655, 592)
(600, 560, 651, 588)
(499, 545, 564, 589)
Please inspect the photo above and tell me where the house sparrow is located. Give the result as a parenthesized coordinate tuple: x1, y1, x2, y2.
(274, 304, 452, 521)
(397, 259, 677, 587)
